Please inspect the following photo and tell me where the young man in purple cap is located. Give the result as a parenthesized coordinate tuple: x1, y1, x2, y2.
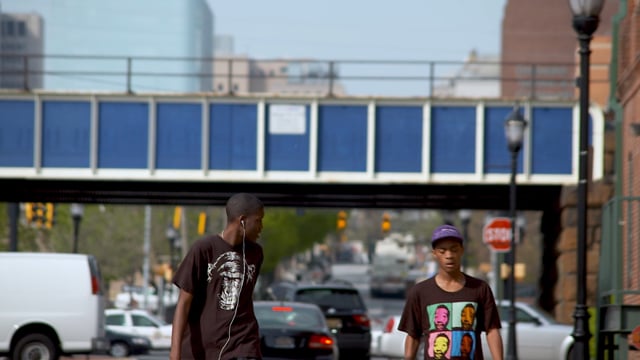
(398, 224, 504, 360)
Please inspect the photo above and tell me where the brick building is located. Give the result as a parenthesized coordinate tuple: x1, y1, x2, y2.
(609, 0, 640, 357)
(501, 0, 617, 102)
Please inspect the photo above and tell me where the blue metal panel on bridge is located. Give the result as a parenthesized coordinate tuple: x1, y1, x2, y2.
(42, 101, 91, 168)
(431, 106, 476, 173)
(375, 106, 423, 173)
(0, 100, 34, 167)
(210, 103, 257, 171)
(266, 104, 310, 171)
(0, 93, 604, 185)
(318, 105, 368, 172)
(98, 102, 148, 168)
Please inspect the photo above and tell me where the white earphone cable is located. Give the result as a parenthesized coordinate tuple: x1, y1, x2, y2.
(218, 224, 246, 360)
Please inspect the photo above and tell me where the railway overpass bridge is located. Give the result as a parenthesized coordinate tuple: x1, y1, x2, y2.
(0, 91, 604, 210)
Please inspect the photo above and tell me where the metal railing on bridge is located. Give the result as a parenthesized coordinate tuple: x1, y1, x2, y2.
(0, 53, 609, 99)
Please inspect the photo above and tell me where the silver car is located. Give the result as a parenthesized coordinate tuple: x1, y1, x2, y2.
(375, 300, 574, 360)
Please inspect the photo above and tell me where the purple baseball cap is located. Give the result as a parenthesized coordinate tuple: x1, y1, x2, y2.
(431, 224, 464, 247)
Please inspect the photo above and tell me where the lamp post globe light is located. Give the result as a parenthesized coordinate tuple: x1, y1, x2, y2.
(504, 105, 527, 360)
(166, 225, 179, 297)
(569, 1, 604, 359)
(71, 203, 84, 253)
(166, 225, 179, 270)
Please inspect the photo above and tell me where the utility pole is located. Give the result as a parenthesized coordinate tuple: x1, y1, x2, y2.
(142, 205, 151, 310)
(8, 203, 19, 251)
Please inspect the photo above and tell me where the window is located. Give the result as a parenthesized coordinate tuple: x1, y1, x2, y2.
(17, 21, 26, 36)
(1, 21, 15, 36)
(498, 306, 538, 324)
(296, 288, 364, 310)
(132, 314, 159, 327)
(106, 314, 126, 326)
(255, 305, 324, 329)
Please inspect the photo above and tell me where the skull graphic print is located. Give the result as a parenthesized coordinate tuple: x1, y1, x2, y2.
(209, 251, 256, 310)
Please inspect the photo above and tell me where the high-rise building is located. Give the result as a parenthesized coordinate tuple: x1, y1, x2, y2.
(0, 0, 213, 93)
(0, 11, 43, 89)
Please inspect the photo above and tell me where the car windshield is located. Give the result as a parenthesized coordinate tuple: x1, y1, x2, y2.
(524, 303, 559, 324)
(132, 313, 167, 327)
(295, 288, 365, 311)
(498, 303, 558, 325)
(255, 304, 325, 330)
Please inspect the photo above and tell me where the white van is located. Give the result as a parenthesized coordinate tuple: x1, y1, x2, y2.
(0, 252, 109, 359)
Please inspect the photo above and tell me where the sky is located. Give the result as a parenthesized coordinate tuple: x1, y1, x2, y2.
(0, 0, 509, 95)
(208, 0, 508, 61)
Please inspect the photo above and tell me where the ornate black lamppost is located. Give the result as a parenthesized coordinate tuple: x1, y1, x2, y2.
(504, 105, 527, 360)
(166, 225, 179, 276)
(568, 1, 604, 358)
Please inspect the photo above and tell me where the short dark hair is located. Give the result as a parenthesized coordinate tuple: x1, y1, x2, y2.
(226, 193, 263, 221)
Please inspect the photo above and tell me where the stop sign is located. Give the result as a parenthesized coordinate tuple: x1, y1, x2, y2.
(483, 217, 512, 252)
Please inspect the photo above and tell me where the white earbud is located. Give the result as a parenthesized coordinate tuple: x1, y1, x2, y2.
(241, 220, 245, 228)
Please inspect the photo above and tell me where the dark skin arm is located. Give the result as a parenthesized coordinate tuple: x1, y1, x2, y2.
(169, 288, 193, 360)
(404, 334, 420, 360)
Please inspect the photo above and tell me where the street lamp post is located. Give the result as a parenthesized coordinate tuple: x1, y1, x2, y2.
(504, 105, 527, 360)
(458, 209, 472, 271)
(71, 203, 84, 253)
(568, 1, 604, 358)
(166, 225, 179, 273)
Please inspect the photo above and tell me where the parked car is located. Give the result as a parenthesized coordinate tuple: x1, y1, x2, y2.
(266, 280, 371, 359)
(374, 314, 424, 359)
(104, 309, 172, 350)
(375, 300, 574, 360)
(0, 252, 109, 360)
(255, 301, 338, 360)
(113, 284, 179, 312)
(103, 329, 151, 357)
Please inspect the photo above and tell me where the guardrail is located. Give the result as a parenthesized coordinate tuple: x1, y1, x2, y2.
(0, 53, 609, 99)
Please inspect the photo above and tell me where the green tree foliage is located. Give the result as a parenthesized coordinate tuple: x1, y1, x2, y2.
(0, 203, 336, 286)
(260, 208, 336, 274)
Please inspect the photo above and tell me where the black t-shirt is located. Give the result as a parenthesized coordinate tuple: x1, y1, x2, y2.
(173, 235, 263, 360)
(398, 274, 501, 360)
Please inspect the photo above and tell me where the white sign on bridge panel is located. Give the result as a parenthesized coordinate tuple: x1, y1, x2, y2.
(269, 105, 306, 135)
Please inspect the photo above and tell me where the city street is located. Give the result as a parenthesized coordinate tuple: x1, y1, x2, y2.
(2, 263, 407, 360)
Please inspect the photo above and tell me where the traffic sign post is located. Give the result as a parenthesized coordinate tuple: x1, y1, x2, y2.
(483, 217, 513, 253)
(484, 217, 514, 302)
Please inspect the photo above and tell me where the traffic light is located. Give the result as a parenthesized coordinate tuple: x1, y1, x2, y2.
(24, 203, 34, 223)
(173, 207, 182, 229)
(25, 203, 55, 229)
(197, 212, 207, 235)
(33, 203, 45, 228)
(381, 213, 391, 233)
(45, 203, 55, 229)
(336, 211, 347, 231)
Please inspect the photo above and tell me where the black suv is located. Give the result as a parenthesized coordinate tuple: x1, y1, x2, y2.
(266, 280, 372, 359)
